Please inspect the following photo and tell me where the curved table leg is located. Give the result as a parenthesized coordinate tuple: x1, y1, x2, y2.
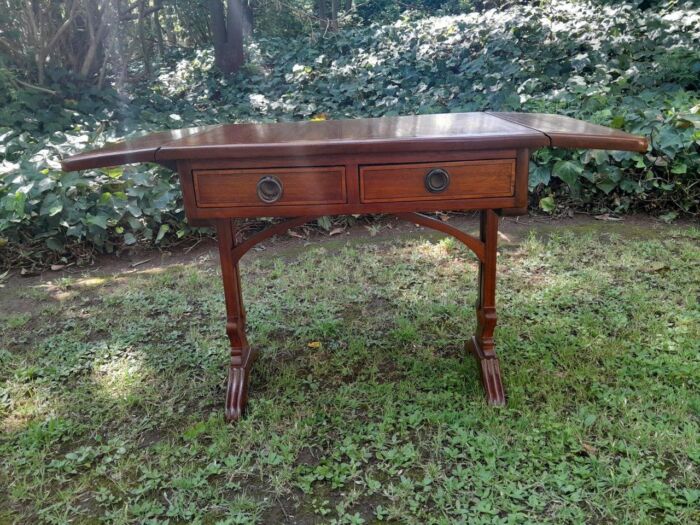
(216, 219, 258, 422)
(466, 209, 506, 405)
(216, 217, 315, 422)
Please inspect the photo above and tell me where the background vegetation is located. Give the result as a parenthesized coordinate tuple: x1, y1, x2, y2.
(0, 0, 699, 267)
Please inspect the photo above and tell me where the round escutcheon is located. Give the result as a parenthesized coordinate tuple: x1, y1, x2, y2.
(424, 168, 450, 193)
(256, 175, 283, 203)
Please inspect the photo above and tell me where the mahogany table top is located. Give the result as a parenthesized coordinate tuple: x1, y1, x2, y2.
(61, 112, 648, 171)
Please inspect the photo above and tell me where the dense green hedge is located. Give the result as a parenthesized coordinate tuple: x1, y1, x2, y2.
(1, 1, 698, 264)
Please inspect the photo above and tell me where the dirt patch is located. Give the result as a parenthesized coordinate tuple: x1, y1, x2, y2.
(0, 213, 685, 321)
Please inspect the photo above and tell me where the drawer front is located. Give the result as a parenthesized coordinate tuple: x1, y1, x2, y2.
(193, 166, 346, 208)
(360, 159, 515, 203)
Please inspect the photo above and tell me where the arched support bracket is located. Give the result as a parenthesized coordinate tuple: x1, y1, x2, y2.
(396, 210, 505, 406)
(231, 216, 317, 263)
(393, 212, 485, 262)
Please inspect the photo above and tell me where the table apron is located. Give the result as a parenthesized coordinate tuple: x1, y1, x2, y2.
(177, 149, 530, 221)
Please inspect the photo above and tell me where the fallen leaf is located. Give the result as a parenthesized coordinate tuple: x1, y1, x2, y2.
(329, 227, 345, 236)
(130, 258, 152, 268)
(645, 262, 669, 272)
(307, 341, 321, 349)
(594, 214, 622, 221)
(288, 230, 305, 239)
(51, 264, 66, 271)
(582, 443, 597, 456)
(659, 211, 677, 223)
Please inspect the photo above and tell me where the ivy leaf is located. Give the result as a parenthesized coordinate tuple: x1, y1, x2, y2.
(126, 203, 142, 217)
(40, 194, 63, 217)
(620, 179, 639, 193)
(46, 237, 64, 252)
(529, 164, 550, 189)
(580, 170, 596, 182)
(59, 172, 89, 188)
(103, 167, 123, 179)
(610, 115, 625, 129)
(66, 224, 84, 238)
(656, 127, 684, 156)
(671, 163, 687, 174)
(553, 160, 583, 191)
(156, 224, 170, 242)
(582, 150, 609, 165)
(86, 213, 108, 229)
(7, 192, 27, 216)
(36, 176, 56, 193)
(596, 177, 617, 194)
(539, 196, 556, 213)
(317, 216, 332, 231)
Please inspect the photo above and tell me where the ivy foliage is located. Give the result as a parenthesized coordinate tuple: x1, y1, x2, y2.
(1, 1, 699, 262)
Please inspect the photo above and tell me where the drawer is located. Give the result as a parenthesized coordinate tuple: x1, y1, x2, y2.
(193, 166, 346, 207)
(360, 159, 515, 203)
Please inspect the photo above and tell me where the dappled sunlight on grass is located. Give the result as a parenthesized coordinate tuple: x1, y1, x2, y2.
(133, 266, 170, 276)
(391, 236, 479, 267)
(74, 276, 108, 288)
(31, 282, 70, 302)
(91, 352, 147, 402)
(36, 275, 112, 303)
(0, 381, 57, 434)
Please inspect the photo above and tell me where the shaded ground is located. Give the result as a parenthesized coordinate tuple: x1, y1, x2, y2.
(1, 215, 699, 524)
(0, 213, 685, 299)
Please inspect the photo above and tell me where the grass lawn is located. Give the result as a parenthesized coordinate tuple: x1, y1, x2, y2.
(1, 217, 698, 524)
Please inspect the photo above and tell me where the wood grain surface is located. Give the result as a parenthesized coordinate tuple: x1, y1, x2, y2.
(61, 112, 648, 171)
(360, 159, 515, 203)
(194, 166, 346, 207)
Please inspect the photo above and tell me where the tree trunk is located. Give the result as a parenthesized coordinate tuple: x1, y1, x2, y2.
(138, 0, 152, 78)
(242, 1, 253, 37)
(225, 0, 245, 71)
(24, 0, 78, 84)
(317, 0, 327, 30)
(80, 1, 109, 78)
(163, 4, 177, 47)
(331, 0, 339, 30)
(207, 0, 245, 74)
(153, 2, 165, 55)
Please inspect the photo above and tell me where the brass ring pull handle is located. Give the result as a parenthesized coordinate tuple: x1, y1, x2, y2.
(424, 168, 450, 193)
(257, 176, 283, 203)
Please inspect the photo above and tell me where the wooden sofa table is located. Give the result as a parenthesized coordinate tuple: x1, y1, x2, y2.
(62, 112, 647, 422)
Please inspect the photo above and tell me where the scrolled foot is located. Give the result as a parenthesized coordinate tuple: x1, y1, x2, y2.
(224, 346, 258, 423)
(467, 336, 506, 406)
